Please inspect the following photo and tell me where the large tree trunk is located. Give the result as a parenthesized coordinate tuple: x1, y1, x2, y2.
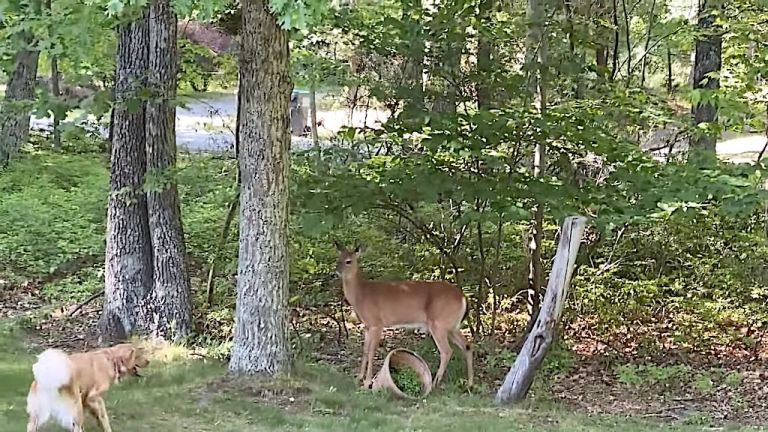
(228, 0, 292, 374)
(690, 0, 723, 154)
(100, 11, 153, 342)
(144, 0, 192, 340)
(0, 12, 41, 167)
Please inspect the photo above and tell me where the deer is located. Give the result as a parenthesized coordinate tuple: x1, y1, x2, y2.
(334, 241, 473, 390)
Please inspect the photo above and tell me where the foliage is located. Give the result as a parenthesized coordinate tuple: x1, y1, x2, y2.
(390, 366, 423, 397)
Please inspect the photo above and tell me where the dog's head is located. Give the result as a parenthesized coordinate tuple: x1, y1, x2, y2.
(110, 343, 149, 378)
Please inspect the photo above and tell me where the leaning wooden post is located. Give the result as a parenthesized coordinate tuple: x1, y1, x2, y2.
(495, 215, 587, 403)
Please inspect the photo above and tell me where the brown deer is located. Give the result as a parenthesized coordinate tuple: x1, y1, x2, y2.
(334, 241, 473, 389)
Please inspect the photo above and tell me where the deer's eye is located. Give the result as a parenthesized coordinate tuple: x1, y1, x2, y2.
(345, 259, 352, 264)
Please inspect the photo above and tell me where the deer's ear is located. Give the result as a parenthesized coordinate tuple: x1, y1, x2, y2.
(333, 240, 345, 252)
(353, 243, 366, 255)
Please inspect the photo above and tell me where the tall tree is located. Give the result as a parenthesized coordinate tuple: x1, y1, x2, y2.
(476, 0, 494, 109)
(690, 0, 723, 154)
(101, 10, 153, 341)
(228, 0, 292, 374)
(524, 0, 548, 337)
(401, 0, 425, 113)
(144, 0, 192, 339)
(0, 0, 42, 167)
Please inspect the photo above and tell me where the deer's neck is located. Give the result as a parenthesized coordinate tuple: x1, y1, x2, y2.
(340, 270, 364, 306)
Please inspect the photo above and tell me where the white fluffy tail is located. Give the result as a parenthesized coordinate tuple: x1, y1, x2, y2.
(32, 349, 72, 389)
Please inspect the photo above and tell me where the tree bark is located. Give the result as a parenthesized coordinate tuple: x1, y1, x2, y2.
(496, 216, 587, 403)
(45, 0, 62, 150)
(592, 0, 609, 73)
(401, 0, 424, 113)
(639, 0, 657, 87)
(0, 1, 41, 167)
(228, 0, 292, 374)
(50, 56, 62, 149)
(610, 0, 619, 79)
(476, 0, 494, 109)
(690, 0, 723, 154)
(144, 0, 192, 340)
(525, 0, 548, 328)
(101, 11, 153, 342)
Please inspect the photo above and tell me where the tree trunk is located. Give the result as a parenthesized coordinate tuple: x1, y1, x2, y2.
(101, 11, 153, 342)
(0, 3, 41, 167)
(401, 0, 424, 113)
(144, 0, 192, 340)
(639, 0, 657, 87)
(45, 0, 62, 150)
(50, 56, 62, 149)
(621, 0, 631, 85)
(476, 0, 494, 109)
(592, 0, 609, 73)
(610, 0, 619, 79)
(525, 0, 547, 327)
(690, 0, 723, 154)
(310, 78, 319, 146)
(495, 216, 587, 403)
(228, 0, 292, 374)
(666, 45, 673, 94)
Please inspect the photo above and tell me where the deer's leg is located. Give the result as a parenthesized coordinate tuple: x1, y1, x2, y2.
(429, 325, 453, 388)
(363, 326, 383, 388)
(357, 329, 370, 383)
(449, 329, 474, 389)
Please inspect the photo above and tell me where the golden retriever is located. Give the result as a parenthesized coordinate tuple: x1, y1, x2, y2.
(26, 343, 149, 432)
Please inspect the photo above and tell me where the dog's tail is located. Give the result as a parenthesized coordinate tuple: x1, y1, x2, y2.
(32, 348, 72, 389)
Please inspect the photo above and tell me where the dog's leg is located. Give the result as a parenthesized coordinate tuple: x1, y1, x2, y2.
(86, 396, 112, 432)
(26, 415, 38, 432)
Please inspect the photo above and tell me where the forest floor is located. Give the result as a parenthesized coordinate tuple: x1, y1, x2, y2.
(0, 311, 763, 432)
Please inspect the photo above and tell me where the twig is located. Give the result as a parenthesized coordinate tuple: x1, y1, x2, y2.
(67, 290, 105, 317)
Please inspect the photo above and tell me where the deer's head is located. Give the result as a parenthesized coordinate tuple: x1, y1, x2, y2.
(334, 241, 366, 277)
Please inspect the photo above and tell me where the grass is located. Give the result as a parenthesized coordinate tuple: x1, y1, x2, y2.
(0, 321, 763, 432)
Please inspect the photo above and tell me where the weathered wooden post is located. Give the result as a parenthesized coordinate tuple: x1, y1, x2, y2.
(495, 215, 587, 403)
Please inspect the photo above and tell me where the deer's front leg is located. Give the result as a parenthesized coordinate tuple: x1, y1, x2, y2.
(357, 328, 370, 384)
(363, 327, 383, 389)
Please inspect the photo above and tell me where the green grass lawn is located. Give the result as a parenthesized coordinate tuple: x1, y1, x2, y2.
(0, 321, 762, 432)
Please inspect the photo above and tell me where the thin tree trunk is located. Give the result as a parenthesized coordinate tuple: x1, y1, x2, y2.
(50, 56, 62, 149)
(310, 78, 319, 146)
(593, 0, 609, 73)
(477, 0, 494, 109)
(402, 0, 424, 113)
(0, 0, 41, 167)
(666, 45, 673, 93)
(144, 0, 192, 340)
(639, 0, 657, 87)
(610, 0, 619, 79)
(229, 0, 292, 374)
(690, 0, 723, 155)
(44, 0, 62, 150)
(101, 10, 152, 342)
(525, 0, 547, 329)
(621, 0, 631, 85)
